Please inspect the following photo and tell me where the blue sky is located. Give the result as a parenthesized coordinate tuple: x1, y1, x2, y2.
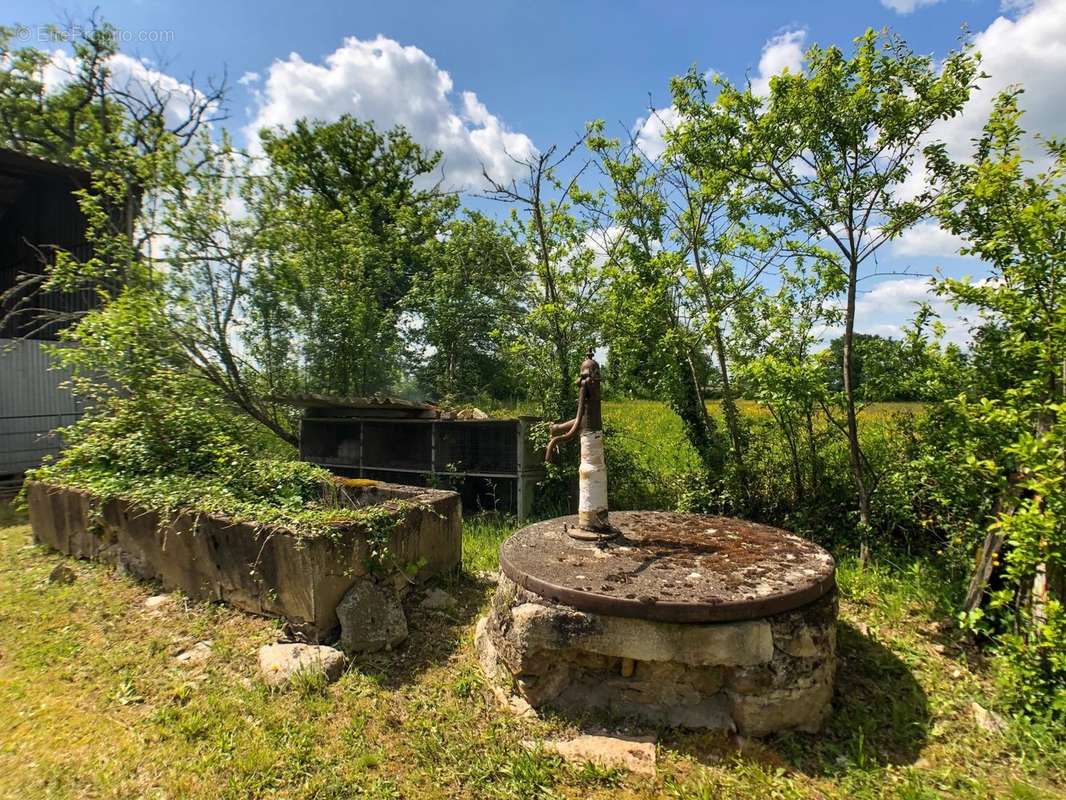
(9, 0, 1005, 146)
(9, 0, 1066, 342)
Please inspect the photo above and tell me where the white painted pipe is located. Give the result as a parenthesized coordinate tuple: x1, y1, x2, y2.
(578, 430, 609, 530)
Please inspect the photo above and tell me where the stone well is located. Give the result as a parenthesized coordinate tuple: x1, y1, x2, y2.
(476, 511, 837, 737)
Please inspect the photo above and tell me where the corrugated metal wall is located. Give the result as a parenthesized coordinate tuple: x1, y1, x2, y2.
(0, 338, 81, 475)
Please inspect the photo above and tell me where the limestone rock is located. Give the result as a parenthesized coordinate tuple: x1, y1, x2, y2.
(536, 734, 657, 777)
(175, 641, 212, 665)
(728, 679, 833, 736)
(499, 599, 773, 668)
(494, 685, 536, 717)
(972, 702, 1007, 734)
(516, 662, 571, 706)
(258, 643, 347, 688)
(48, 563, 76, 584)
(554, 676, 734, 730)
(144, 594, 172, 610)
(421, 587, 456, 610)
(475, 616, 501, 681)
(477, 575, 837, 737)
(337, 580, 407, 653)
(582, 616, 774, 666)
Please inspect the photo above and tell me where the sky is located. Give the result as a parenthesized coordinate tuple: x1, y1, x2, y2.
(7, 0, 1066, 344)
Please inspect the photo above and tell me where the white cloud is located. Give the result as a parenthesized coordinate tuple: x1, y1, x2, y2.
(110, 53, 216, 129)
(633, 105, 681, 160)
(632, 26, 802, 159)
(852, 277, 973, 344)
(39, 48, 79, 91)
(892, 222, 973, 259)
(856, 277, 937, 315)
(880, 0, 944, 14)
(243, 35, 535, 190)
(751, 29, 806, 97)
(237, 70, 260, 86)
(892, 0, 1066, 252)
(629, 27, 805, 160)
(941, 0, 1066, 163)
(582, 225, 631, 267)
(40, 49, 212, 131)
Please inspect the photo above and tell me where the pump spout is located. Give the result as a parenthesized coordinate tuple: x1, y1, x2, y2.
(545, 349, 614, 539)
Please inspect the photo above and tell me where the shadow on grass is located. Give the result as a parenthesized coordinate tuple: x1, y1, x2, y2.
(777, 620, 931, 774)
(666, 620, 931, 776)
(345, 568, 491, 690)
(0, 498, 29, 528)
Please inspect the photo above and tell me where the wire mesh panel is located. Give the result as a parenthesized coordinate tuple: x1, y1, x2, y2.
(362, 421, 432, 471)
(361, 468, 430, 487)
(434, 421, 518, 474)
(300, 419, 361, 465)
(295, 405, 543, 519)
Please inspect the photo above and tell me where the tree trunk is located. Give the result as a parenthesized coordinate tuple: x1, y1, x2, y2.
(842, 257, 874, 564)
(806, 407, 821, 497)
(552, 347, 573, 423)
(665, 340, 722, 476)
(712, 323, 745, 473)
(770, 406, 803, 502)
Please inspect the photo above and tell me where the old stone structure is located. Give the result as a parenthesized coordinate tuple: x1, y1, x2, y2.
(475, 512, 837, 736)
(26, 479, 461, 642)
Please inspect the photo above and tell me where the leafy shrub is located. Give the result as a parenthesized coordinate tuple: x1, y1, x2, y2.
(27, 374, 373, 538)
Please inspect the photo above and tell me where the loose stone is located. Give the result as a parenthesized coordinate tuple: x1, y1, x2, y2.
(144, 594, 172, 610)
(420, 587, 456, 610)
(175, 641, 213, 665)
(258, 643, 347, 688)
(531, 733, 657, 777)
(337, 579, 407, 653)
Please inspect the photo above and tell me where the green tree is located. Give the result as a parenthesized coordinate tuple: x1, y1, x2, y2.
(672, 29, 980, 559)
(734, 261, 841, 507)
(158, 134, 298, 443)
(404, 212, 525, 401)
(931, 90, 1066, 713)
(0, 17, 223, 311)
(0, 17, 306, 446)
(252, 116, 458, 396)
(825, 333, 902, 399)
(483, 139, 605, 420)
(590, 101, 833, 495)
(587, 124, 742, 477)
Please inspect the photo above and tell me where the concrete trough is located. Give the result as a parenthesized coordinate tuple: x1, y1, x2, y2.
(25, 479, 461, 641)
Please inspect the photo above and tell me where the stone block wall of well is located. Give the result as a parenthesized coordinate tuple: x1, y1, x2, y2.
(476, 574, 837, 736)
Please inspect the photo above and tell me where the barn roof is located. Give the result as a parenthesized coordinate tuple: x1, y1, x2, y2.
(279, 394, 442, 419)
(0, 148, 90, 182)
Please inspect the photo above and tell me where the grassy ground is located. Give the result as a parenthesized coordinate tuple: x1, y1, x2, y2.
(1, 503, 1064, 799)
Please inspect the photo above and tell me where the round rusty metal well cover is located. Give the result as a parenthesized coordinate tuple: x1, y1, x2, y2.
(499, 511, 835, 623)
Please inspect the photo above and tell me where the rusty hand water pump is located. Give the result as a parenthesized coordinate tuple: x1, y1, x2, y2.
(544, 349, 615, 540)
